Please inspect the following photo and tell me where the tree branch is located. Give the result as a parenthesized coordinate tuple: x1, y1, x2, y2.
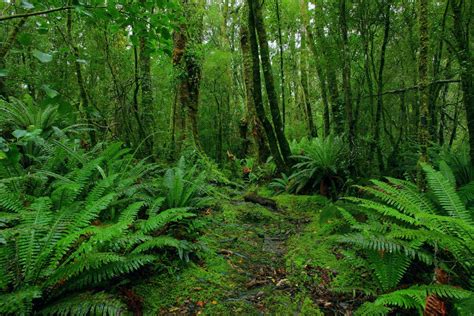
(365, 79, 461, 98)
(0, 6, 106, 22)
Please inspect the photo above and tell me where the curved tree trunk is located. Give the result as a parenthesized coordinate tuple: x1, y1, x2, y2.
(246, 0, 286, 172)
(249, 0, 292, 168)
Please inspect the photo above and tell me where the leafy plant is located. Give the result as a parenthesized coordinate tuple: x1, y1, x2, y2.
(0, 141, 196, 314)
(288, 135, 347, 195)
(335, 162, 474, 314)
(162, 156, 207, 208)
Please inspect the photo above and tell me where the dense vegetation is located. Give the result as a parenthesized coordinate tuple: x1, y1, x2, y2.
(0, 0, 473, 314)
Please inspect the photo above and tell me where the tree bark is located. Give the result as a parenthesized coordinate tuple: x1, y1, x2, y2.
(171, 0, 204, 156)
(417, 0, 430, 187)
(139, 0, 154, 154)
(240, 16, 269, 163)
(275, 0, 286, 130)
(67, 7, 96, 144)
(300, 29, 317, 138)
(339, 0, 355, 168)
(373, 1, 391, 173)
(300, 0, 330, 137)
(451, 0, 474, 164)
(246, 0, 286, 172)
(0, 17, 27, 98)
(250, 0, 292, 168)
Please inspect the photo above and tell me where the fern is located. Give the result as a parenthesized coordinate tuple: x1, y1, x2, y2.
(0, 140, 202, 314)
(337, 163, 474, 314)
(38, 292, 128, 316)
(357, 285, 472, 315)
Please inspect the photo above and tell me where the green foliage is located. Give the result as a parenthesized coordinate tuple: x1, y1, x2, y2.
(355, 285, 472, 316)
(335, 163, 474, 314)
(162, 156, 207, 208)
(0, 141, 198, 314)
(277, 136, 347, 195)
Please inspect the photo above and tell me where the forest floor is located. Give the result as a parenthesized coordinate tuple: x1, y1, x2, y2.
(133, 189, 361, 315)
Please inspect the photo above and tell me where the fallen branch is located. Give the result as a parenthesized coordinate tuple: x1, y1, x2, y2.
(244, 192, 278, 210)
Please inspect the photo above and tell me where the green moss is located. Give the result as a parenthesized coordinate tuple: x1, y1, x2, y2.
(274, 194, 328, 214)
(285, 210, 376, 298)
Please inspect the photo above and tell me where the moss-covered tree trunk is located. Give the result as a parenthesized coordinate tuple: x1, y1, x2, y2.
(240, 16, 269, 163)
(171, 0, 203, 156)
(372, 1, 391, 173)
(300, 0, 330, 137)
(249, 0, 292, 168)
(339, 0, 355, 166)
(139, 0, 154, 154)
(451, 0, 474, 165)
(417, 0, 430, 188)
(246, 0, 286, 172)
(300, 29, 317, 138)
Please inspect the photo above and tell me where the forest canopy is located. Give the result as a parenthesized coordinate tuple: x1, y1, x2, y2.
(0, 0, 473, 315)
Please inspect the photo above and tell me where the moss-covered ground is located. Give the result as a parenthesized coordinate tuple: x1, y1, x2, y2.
(133, 191, 358, 315)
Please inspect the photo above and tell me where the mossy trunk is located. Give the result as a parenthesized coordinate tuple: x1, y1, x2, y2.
(250, 0, 292, 169)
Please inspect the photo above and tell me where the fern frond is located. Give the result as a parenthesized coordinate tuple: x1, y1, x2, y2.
(39, 291, 128, 316)
(0, 287, 41, 315)
(422, 163, 472, 224)
(138, 208, 195, 234)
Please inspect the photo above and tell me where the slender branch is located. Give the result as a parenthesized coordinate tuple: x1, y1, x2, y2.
(0, 6, 106, 22)
(365, 79, 460, 98)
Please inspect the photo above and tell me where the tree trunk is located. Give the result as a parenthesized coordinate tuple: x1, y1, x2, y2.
(240, 17, 269, 163)
(67, 7, 96, 144)
(250, 0, 292, 168)
(0, 17, 27, 98)
(417, 0, 430, 187)
(300, 29, 317, 138)
(139, 3, 154, 154)
(246, 0, 286, 172)
(451, 0, 474, 164)
(373, 1, 390, 173)
(171, 0, 204, 156)
(300, 0, 330, 137)
(275, 0, 286, 130)
(339, 0, 355, 168)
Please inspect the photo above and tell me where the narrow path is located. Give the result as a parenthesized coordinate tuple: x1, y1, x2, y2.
(136, 193, 326, 315)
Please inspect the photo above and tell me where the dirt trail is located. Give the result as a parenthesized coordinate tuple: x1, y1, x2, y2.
(137, 194, 327, 315)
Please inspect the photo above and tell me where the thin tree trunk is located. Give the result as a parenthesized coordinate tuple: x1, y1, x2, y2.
(240, 17, 269, 163)
(275, 0, 286, 130)
(451, 0, 474, 164)
(373, 1, 391, 173)
(246, 0, 286, 172)
(250, 0, 292, 168)
(339, 0, 355, 168)
(0, 17, 27, 98)
(417, 0, 430, 187)
(300, 0, 330, 137)
(300, 30, 317, 138)
(139, 1, 154, 154)
(133, 45, 147, 148)
(67, 7, 96, 144)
